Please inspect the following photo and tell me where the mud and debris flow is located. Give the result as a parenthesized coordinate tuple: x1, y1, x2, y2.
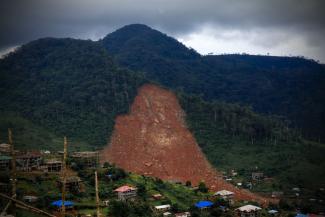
(101, 84, 274, 204)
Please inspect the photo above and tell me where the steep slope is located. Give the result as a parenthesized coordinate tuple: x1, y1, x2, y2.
(0, 38, 147, 147)
(102, 24, 325, 142)
(102, 84, 274, 204)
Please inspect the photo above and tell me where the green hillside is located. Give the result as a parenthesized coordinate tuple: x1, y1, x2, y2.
(102, 24, 325, 142)
(0, 38, 146, 147)
(0, 25, 324, 203)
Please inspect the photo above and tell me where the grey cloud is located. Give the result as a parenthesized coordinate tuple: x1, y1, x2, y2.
(0, 0, 325, 61)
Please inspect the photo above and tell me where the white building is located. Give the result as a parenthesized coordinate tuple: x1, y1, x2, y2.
(236, 205, 262, 217)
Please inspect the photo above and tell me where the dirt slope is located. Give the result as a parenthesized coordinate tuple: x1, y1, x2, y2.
(101, 84, 274, 204)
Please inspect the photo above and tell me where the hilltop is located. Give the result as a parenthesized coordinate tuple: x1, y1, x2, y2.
(101, 24, 325, 142)
(0, 24, 324, 211)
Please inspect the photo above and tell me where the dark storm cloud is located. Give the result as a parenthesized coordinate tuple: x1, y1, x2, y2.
(1, 0, 325, 61)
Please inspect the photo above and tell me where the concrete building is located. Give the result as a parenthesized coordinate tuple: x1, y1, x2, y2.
(236, 205, 262, 217)
(214, 190, 235, 203)
(114, 185, 137, 201)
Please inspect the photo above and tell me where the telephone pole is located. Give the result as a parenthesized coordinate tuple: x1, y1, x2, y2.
(95, 171, 100, 217)
(61, 136, 68, 217)
(9, 128, 17, 216)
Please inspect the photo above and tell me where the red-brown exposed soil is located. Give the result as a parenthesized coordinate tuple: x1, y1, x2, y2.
(101, 84, 275, 205)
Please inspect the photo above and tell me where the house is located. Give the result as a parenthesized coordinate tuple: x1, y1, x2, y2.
(252, 172, 264, 181)
(152, 193, 163, 200)
(58, 176, 82, 192)
(16, 151, 42, 171)
(163, 212, 172, 216)
(44, 159, 62, 172)
(268, 210, 279, 215)
(102, 200, 109, 206)
(236, 205, 262, 217)
(0, 143, 10, 154)
(0, 182, 10, 193)
(194, 201, 213, 209)
(295, 214, 308, 217)
(51, 200, 74, 210)
(114, 185, 137, 201)
(214, 190, 235, 203)
(23, 195, 38, 203)
(175, 212, 191, 217)
(0, 155, 11, 170)
(154, 204, 171, 212)
(70, 151, 99, 168)
(271, 191, 283, 198)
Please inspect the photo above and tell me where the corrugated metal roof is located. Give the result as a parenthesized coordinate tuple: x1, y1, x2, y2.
(236, 205, 261, 212)
(0, 155, 12, 160)
(114, 185, 137, 192)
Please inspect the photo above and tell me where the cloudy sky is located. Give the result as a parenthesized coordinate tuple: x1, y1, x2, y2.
(1, 0, 325, 62)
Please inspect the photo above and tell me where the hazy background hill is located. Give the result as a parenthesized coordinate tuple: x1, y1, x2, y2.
(101, 24, 325, 142)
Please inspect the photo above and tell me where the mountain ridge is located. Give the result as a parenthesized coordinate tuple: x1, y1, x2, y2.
(101, 24, 325, 142)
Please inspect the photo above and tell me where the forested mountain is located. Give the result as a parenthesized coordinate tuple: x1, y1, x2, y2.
(0, 24, 324, 193)
(101, 24, 325, 141)
(0, 38, 146, 147)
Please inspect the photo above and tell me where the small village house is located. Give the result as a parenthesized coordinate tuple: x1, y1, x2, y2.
(163, 212, 172, 216)
(23, 195, 38, 203)
(0, 155, 11, 170)
(271, 191, 283, 198)
(252, 172, 264, 181)
(0, 143, 11, 154)
(51, 200, 74, 211)
(154, 204, 171, 212)
(114, 185, 137, 201)
(175, 212, 191, 217)
(194, 201, 214, 210)
(152, 193, 163, 200)
(236, 205, 262, 217)
(214, 190, 235, 204)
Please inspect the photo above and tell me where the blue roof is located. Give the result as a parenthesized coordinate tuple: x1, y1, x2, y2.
(51, 200, 74, 207)
(195, 201, 213, 208)
(296, 214, 308, 217)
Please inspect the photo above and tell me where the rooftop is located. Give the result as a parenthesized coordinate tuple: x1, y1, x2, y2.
(51, 200, 74, 207)
(195, 201, 213, 208)
(155, 204, 171, 210)
(114, 185, 137, 192)
(236, 205, 262, 212)
(214, 189, 234, 196)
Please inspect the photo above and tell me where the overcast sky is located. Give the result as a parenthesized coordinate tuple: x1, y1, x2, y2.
(1, 0, 325, 62)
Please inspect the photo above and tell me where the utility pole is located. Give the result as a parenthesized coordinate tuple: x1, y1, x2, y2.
(61, 136, 67, 217)
(9, 128, 16, 216)
(95, 171, 100, 217)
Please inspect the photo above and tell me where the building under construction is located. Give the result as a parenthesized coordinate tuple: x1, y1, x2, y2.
(58, 176, 83, 193)
(70, 151, 99, 168)
(16, 151, 42, 172)
(43, 159, 62, 172)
